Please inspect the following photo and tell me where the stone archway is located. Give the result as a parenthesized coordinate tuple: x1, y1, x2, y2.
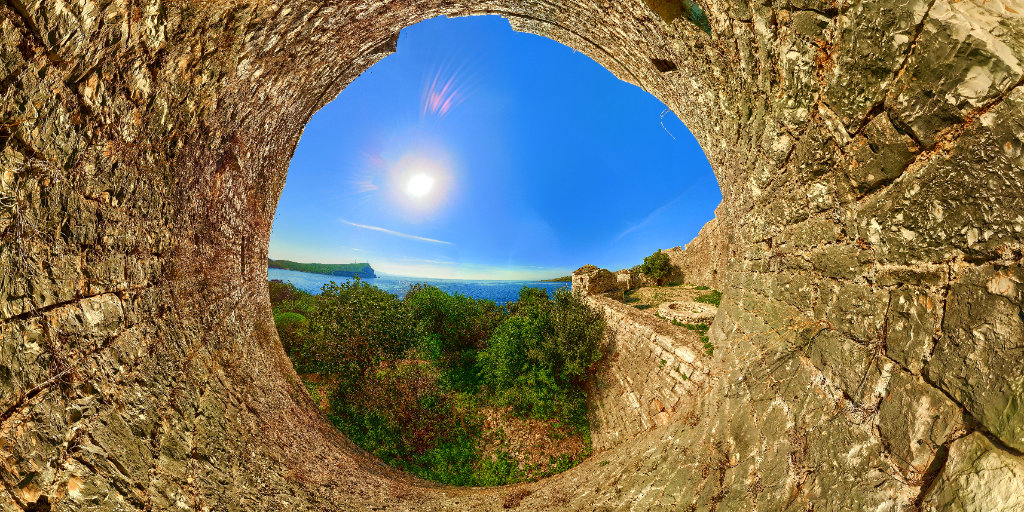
(2, 0, 1022, 510)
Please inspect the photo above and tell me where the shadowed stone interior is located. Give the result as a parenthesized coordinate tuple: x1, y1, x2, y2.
(1, 0, 1022, 510)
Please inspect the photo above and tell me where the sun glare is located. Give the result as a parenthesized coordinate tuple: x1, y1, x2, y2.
(387, 151, 452, 215)
(405, 172, 435, 198)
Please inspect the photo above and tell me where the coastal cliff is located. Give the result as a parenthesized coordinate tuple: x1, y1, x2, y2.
(267, 259, 377, 278)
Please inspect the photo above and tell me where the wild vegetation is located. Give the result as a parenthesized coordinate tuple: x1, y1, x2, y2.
(656, 314, 714, 356)
(268, 279, 605, 486)
(694, 289, 722, 307)
(637, 249, 672, 285)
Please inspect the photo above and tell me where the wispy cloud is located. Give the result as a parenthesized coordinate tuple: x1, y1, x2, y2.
(374, 260, 571, 281)
(352, 178, 379, 193)
(402, 258, 457, 265)
(614, 192, 688, 242)
(341, 219, 452, 245)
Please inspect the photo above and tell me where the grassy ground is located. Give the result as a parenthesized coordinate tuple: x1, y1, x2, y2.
(623, 283, 721, 356)
(623, 283, 719, 309)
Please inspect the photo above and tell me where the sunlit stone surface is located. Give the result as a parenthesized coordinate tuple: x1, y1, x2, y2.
(1, 0, 1022, 510)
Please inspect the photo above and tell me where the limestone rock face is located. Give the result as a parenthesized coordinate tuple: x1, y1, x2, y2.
(1, 0, 1022, 510)
(921, 433, 1024, 511)
(662, 217, 727, 288)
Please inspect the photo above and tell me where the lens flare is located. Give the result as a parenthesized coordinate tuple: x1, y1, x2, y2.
(422, 64, 472, 118)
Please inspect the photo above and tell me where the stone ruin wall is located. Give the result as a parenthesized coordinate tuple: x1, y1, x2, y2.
(663, 209, 729, 289)
(1, 0, 1023, 510)
(584, 296, 713, 452)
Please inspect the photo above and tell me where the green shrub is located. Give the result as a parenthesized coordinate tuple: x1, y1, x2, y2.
(694, 289, 722, 307)
(639, 249, 672, 285)
(475, 451, 524, 486)
(268, 279, 302, 304)
(330, 359, 482, 485)
(304, 279, 415, 389)
(268, 280, 316, 317)
(506, 286, 552, 317)
(267, 279, 605, 486)
(479, 316, 536, 393)
(479, 287, 603, 429)
(405, 285, 503, 353)
(404, 285, 504, 392)
(273, 311, 309, 354)
(547, 287, 605, 381)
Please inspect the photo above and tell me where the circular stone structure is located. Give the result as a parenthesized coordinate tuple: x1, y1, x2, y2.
(1, 1, 1023, 510)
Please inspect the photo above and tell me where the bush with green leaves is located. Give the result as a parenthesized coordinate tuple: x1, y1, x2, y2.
(478, 287, 604, 430)
(272, 311, 309, 354)
(331, 359, 482, 485)
(404, 284, 505, 392)
(266, 279, 606, 486)
(405, 285, 503, 351)
(268, 281, 317, 367)
(639, 249, 672, 285)
(268, 279, 315, 317)
(304, 279, 416, 389)
(694, 289, 722, 307)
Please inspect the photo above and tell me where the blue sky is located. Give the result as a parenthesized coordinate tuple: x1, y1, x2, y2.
(269, 15, 720, 280)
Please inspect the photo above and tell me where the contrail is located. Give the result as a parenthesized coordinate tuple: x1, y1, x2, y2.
(613, 191, 689, 242)
(341, 219, 452, 245)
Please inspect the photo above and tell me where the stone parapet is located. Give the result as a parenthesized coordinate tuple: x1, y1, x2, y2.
(584, 296, 714, 451)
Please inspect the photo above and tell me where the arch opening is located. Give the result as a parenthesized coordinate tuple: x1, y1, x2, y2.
(2, 0, 1023, 510)
(265, 13, 721, 488)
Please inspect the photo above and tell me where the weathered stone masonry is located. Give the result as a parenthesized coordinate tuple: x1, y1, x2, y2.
(1, 0, 1022, 510)
(585, 296, 714, 452)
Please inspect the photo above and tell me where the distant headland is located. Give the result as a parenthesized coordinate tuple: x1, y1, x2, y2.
(541, 276, 572, 282)
(267, 258, 376, 278)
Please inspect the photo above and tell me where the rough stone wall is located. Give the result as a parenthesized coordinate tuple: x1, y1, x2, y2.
(570, 265, 619, 296)
(585, 297, 713, 452)
(2, 0, 1023, 511)
(664, 207, 729, 288)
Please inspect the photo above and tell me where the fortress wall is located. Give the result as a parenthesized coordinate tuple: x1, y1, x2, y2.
(585, 297, 713, 452)
(664, 212, 729, 289)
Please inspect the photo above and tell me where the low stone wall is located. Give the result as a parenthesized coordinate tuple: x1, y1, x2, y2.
(585, 297, 713, 452)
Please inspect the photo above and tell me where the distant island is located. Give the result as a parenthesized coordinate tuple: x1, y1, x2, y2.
(541, 276, 572, 282)
(268, 258, 376, 278)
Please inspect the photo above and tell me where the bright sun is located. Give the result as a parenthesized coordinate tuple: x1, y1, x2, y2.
(405, 172, 435, 198)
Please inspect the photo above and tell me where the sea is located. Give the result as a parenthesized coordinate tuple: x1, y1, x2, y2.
(267, 267, 571, 304)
